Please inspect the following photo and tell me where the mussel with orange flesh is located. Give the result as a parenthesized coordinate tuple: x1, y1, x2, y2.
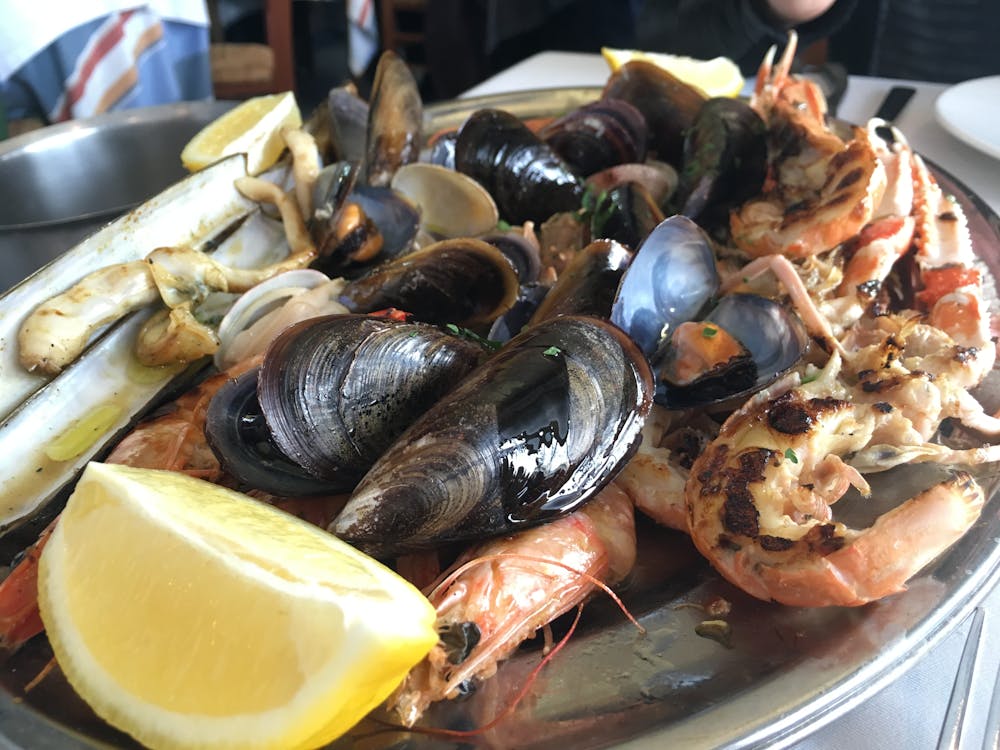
(610, 215, 720, 357)
(650, 293, 809, 409)
(204, 315, 487, 495)
(331, 315, 653, 557)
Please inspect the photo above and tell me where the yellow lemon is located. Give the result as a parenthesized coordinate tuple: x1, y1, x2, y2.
(37, 462, 437, 750)
(180, 91, 302, 175)
(601, 48, 745, 98)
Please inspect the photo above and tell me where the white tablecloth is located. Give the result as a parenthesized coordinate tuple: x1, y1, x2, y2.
(463, 51, 1000, 750)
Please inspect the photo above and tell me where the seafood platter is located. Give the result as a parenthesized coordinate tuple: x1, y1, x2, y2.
(3, 33, 1000, 750)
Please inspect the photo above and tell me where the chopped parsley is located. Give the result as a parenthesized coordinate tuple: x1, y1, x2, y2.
(542, 346, 562, 357)
(444, 323, 503, 351)
(702, 326, 718, 338)
(784, 448, 799, 464)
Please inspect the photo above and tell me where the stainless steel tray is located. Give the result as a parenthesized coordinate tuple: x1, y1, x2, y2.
(2, 88, 1000, 750)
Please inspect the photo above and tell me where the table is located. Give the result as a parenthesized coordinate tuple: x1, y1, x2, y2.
(463, 51, 1000, 750)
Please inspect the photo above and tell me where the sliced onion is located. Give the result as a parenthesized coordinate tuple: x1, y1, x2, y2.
(214, 270, 348, 369)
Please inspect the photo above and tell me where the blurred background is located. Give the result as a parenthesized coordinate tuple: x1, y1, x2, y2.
(3, 0, 997, 139)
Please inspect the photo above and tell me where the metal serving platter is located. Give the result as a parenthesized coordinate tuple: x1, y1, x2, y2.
(2, 87, 1000, 750)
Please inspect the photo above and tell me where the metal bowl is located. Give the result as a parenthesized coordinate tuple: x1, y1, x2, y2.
(0, 101, 235, 292)
(1, 88, 1000, 750)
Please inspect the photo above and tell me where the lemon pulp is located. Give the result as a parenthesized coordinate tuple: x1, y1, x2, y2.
(38, 462, 437, 750)
(180, 91, 302, 175)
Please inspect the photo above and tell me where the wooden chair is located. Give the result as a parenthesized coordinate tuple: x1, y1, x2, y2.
(208, 0, 296, 99)
(378, 0, 428, 66)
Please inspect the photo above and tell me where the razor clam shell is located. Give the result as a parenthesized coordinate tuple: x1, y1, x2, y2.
(0, 155, 298, 535)
(0, 155, 255, 420)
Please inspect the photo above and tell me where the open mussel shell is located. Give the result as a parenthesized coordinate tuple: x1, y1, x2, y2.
(204, 368, 345, 495)
(390, 162, 499, 239)
(539, 97, 648, 177)
(454, 108, 584, 224)
(479, 227, 542, 284)
(673, 97, 767, 225)
(602, 60, 708, 165)
(331, 315, 654, 557)
(309, 83, 368, 165)
(610, 214, 720, 357)
(207, 314, 487, 495)
(651, 293, 809, 409)
(338, 237, 519, 327)
(365, 50, 423, 187)
(312, 181, 421, 278)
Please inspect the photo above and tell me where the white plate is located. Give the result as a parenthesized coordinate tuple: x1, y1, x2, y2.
(935, 75, 1000, 160)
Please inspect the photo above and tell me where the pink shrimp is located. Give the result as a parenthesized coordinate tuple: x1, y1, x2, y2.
(685, 353, 989, 607)
(389, 482, 637, 727)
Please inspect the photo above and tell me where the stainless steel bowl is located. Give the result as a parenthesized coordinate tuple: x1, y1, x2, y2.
(0, 100, 235, 292)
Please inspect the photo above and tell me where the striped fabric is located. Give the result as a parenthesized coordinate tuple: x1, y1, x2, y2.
(1, 6, 211, 125)
(347, 0, 378, 77)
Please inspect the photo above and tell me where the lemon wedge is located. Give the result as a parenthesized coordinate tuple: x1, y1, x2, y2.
(181, 91, 302, 175)
(601, 48, 745, 98)
(38, 462, 437, 750)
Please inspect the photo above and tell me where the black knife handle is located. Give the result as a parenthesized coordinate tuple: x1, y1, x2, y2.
(874, 85, 916, 123)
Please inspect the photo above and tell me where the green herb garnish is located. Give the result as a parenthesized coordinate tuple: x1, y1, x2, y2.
(542, 346, 562, 357)
(784, 448, 799, 464)
(443, 323, 503, 351)
(702, 326, 718, 338)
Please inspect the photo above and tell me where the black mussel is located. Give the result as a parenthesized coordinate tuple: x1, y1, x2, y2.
(312, 161, 359, 223)
(529, 240, 633, 324)
(651, 293, 809, 409)
(487, 283, 551, 343)
(428, 131, 457, 169)
(331, 315, 653, 556)
(205, 368, 345, 495)
(454, 108, 584, 224)
(479, 228, 542, 284)
(610, 215, 720, 357)
(206, 315, 487, 495)
(364, 51, 423, 187)
(602, 61, 708, 166)
(588, 182, 665, 252)
(539, 98, 648, 177)
(673, 97, 767, 225)
(338, 237, 519, 327)
(310, 83, 368, 165)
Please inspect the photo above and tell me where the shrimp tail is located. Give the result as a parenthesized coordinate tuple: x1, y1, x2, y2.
(389, 484, 637, 727)
(0, 519, 56, 651)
